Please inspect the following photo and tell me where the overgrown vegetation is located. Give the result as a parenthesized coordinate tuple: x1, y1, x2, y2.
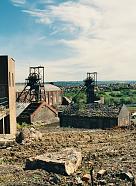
(17, 123, 30, 129)
(63, 83, 136, 105)
(100, 89, 136, 105)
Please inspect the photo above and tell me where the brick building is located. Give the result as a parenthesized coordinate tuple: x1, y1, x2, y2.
(59, 104, 130, 129)
(16, 83, 62, 106)
(16, 83, 62, 124)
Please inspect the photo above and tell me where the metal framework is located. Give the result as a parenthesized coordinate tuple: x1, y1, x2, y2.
(84, 72, 97, 104)
(67, 72, 97, 105)
(16, 66, 46, 103)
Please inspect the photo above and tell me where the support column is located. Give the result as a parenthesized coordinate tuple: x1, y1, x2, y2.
(3, 117, 5, 134)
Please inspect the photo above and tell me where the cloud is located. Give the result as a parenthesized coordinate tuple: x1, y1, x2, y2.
(21, 1, 102, 35)
(22, 9, 52, 24)
(9, 0, 136, 81)
(49, 2, 102, 33)
(10, 0, 26, 6)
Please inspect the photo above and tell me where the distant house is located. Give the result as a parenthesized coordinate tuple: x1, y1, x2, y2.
(59, 104, 130, 129)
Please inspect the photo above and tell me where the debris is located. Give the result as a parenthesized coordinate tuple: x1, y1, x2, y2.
(49, 174, 61, 184)
(25, 148, 82, 175)
(82, 174, 91, 182)
(117, 171, 134, 182)
(124, 172, 134, 181)
(75, 176, 83, 185)
(107, 183, 114, 186)
(97, 169, 107, 178)
(1, 127, 136, 185)
(98, 179, 107, 185)
(16, 128, 42, 143)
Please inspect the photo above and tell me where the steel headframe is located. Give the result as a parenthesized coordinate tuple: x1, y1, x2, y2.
(16, 66, 45, 103)
(84, 72, 97, 104)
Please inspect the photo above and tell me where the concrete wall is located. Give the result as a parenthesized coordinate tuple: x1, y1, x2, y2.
(118, 104, 130, 126)
(8, 57, 16, 135)
(0, 56, 8, 99)
(0, 56, 16, 135)
(59, 114, 118, 129)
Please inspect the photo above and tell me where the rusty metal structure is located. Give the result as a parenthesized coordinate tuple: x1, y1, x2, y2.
(70, 72, 97, 104)
(16, 66, 45, 103)
(84, 72, 97, 104)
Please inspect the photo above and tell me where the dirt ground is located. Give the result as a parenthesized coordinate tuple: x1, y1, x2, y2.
(0, 125, 136, 186)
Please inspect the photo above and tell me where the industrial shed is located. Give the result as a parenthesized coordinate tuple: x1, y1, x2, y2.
(17, 101, 58, 124)
(59, 104, 130, 129)
(16, 83, 62, 106)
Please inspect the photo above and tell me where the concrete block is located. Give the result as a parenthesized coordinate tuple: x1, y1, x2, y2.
(25, 148, 82, 175)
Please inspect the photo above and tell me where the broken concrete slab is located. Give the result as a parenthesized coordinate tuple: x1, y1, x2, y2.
(25, 148, 82, 175)
(97, 169, 107, 178)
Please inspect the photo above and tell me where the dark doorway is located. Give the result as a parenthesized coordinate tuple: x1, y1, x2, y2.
(4, 115, 10, 134)
(0, 118, 3, 134)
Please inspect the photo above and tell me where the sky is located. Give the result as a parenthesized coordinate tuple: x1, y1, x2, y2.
(0, 0, 136, 82)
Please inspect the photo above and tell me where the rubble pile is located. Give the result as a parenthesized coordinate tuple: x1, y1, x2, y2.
(16, 127, 42, 144)
(0, 127, 136, 185)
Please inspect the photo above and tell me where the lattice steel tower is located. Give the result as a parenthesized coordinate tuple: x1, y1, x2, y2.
(16, 66, 45, 102)
(84, 72, 97, 104)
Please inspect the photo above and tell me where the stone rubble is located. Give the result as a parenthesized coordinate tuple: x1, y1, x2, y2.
(16, 127, 42, 144)
(97, 169, 107, 178)
(0, 126, 136, 185)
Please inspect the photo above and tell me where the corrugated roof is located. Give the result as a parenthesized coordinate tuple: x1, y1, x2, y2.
(61, 104, 122, 118)
(16, 83, 61, 92)
(44, 84, 61, 91)
(16, 103, 30, 117)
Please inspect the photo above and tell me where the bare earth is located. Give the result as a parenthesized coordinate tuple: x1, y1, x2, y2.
(0, 125, 136, 186)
